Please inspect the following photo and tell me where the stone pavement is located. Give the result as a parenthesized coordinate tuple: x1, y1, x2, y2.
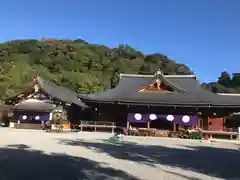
(0, 129, 239, 180)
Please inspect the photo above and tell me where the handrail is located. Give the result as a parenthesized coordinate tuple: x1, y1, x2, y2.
(80, 121, 116, 126)
(79, 121, 116, 133)
(201, 130, 238, 135)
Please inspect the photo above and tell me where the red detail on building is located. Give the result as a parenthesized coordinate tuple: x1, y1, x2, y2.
(208, 118, 224, 131)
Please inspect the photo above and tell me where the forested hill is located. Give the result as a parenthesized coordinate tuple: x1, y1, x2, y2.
(0, 39, 238, 99)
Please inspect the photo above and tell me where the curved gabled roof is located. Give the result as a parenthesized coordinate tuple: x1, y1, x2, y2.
(36, 77, 88, 108)
(78, 73, 206, 107)
(4, 77, 88, 109)
(78, 72, 240, 107)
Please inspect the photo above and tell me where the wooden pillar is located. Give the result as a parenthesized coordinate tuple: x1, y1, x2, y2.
(112, 122, 114, 134)
(17, 120, 20, 129)
(80, 121, 83, 132)
(223, 117, 226, 129)
(173, 123, 176, 132)
(207, 116, 210, 130)
(197, 118, 201, 129)
(147, 121, 150, 129)
(126, 121, 130, 129)
(202, 116, 208, 130)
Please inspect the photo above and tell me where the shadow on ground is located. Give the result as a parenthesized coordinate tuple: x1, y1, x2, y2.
(59, 138, 240, 180)
(0, 144, 139, 180)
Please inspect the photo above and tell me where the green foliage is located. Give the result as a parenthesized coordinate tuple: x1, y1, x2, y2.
(202, 72, 240, 93)
(1, 38, 235, 100)
(110, 70, 120, 89)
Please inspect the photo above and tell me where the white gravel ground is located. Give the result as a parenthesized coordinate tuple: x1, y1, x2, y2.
(0, 128, 239, 180)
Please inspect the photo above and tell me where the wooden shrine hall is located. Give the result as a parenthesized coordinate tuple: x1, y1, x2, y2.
(78, 70, 240, 138)
(3, 76, 89, 129)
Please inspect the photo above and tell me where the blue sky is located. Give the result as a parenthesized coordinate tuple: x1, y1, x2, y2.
(1, 0, 240, 82)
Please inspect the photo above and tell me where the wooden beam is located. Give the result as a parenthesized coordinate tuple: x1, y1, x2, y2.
(147, 121, 150, 129)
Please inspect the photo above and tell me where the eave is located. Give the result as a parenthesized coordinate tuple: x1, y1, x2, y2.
(117, 101, 211, 108)
(12, 109, 53, 113)
(80, 98, 212, 108)
(80, 97, 240, 108)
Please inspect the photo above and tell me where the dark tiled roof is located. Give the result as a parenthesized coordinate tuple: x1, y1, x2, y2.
(36, 77, 88, 108)
(214, 93, 240, 106)
(12, 100, 56, 112)
(78, 73, 240, 107)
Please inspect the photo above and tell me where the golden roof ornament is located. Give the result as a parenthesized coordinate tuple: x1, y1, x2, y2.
(33, 84, 39, 92)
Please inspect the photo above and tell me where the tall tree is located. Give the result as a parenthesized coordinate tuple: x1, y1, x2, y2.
(232, 73, 240, 87)
(217, 71, 231, 87)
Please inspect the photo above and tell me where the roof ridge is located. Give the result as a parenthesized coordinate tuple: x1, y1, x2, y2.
(217, 93, 240, 96)
(119, 73, 191, 93)
(157, 74, 188, 93)
(119, 73, 196, 79)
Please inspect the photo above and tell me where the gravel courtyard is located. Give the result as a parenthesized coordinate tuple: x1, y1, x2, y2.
(0, 128, 239, 180)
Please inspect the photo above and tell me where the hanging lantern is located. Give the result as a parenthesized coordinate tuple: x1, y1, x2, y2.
(149, 114, 157, 120)
(166, 115, 174, 121)
(22, 115, 27, 120)
(182, 115, 190, 123)
(134, 113, 142, 120)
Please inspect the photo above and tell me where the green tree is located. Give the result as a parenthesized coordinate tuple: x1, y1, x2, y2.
(232, 73, 240, 87)
(217, 71, 231, 87)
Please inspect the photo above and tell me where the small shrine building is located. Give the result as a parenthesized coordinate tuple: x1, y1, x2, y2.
(4, 76, 88, 129)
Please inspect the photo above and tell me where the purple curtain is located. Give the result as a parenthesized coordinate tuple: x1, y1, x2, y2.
(127, 113, 148, 123)
(19, 114, 50, 121)
(127, 113, 198, 126)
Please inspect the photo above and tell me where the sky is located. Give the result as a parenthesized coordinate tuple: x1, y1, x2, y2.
(1, 0, 240, 82)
